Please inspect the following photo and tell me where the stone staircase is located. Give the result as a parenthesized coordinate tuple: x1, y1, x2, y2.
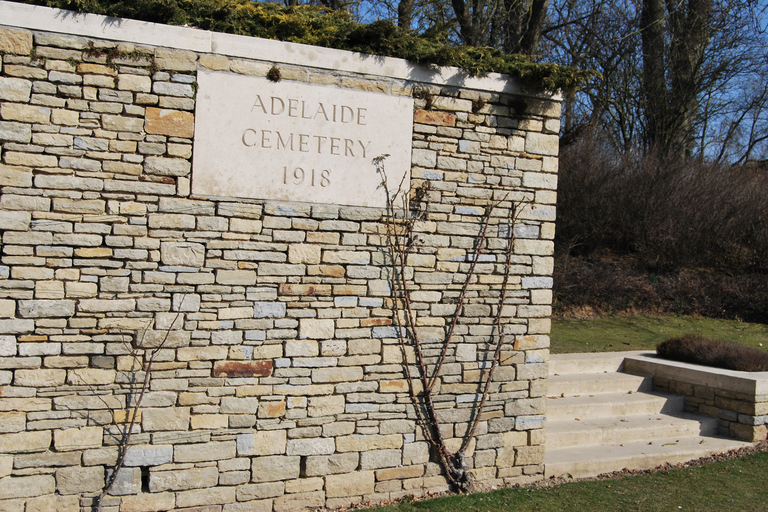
(544, 352, 754, 479)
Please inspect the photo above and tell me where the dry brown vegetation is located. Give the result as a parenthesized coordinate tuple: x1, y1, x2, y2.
(656, 334, 768, 372)
(554, 131, 768, 323)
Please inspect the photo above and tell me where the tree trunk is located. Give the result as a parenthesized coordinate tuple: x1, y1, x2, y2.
(397, 0, 414, 30)
(641, 0, 713, 160)
(641, 0, 669, 154)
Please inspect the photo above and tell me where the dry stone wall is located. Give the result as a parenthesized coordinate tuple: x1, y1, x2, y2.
(0, 2, 560, 511)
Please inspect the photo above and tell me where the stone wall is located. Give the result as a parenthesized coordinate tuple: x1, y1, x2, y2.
(0, 2, 560, 511)
(624, 356, 768, 442)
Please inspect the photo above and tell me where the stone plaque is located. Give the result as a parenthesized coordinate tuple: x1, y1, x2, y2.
(192, 69, 413, 208)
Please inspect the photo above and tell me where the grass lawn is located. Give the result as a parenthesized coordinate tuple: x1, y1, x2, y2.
(551, 315, 768, 354)
(375, 451, 768, 512)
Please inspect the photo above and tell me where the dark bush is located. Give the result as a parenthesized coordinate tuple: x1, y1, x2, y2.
(656, 334, 768, 372)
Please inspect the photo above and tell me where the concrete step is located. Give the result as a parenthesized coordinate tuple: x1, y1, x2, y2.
(544, 435, 754, 479)
(547, 392, 684, 421)
(549, 351, 649, 376)
(548, 372, 652, 397)
(547, 412, 720, 450)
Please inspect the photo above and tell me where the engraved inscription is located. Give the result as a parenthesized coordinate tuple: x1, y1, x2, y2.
(192, 70, 413, 208)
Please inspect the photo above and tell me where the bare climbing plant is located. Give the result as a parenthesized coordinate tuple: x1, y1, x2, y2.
(95, 298, 186, 512)
(375, 156, 527, 491)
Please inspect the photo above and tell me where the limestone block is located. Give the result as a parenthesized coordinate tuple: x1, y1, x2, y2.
(514, 240, 554, 256)
(237, 482, 284, 501)
(104, 466, 141, 495)
(412, 148, 437, 167)
(120, 492, 175, 512)
(0, 336, 15, 357)
(153, 81, 194, 97)
(67, 368, 116, 386)
(56, 465, 104, 494)
(402, 442, 430, 465)
(0, 77, 31, 102)
(123, 444, 174, 466)
(360, 449, 401, 469)
(1, 103, 50, 124)
(308, 395, 345, 417)
(303, 453, 359, 477)
(0, 193, 50, 211)
(174, 441, 236, 462)
(212, 330, 243, 345)
(51, 109, 79, 126)
(83, 447, 119, 467)
(144, 156, 191, 177)
(177, 346, 229, 361)
(325, 471, 375, 498)
(236, 430, 287, 456)
(135, 330, 190, 349)
(414, 110, 456, 126)
(283, 478, 322, 494)
(145, 106, 194, 137)
(258, 400, 286, 418)
(78, 298, 135, 313)
(273, 491, 325, 512)
(0, 475, 55, 500)
(0, 28, 32, 54)
(525, 132, 559, 156)
(251, 455, 301, 482)
(253, 302, 286, 318)
(312, 367, 363, 383)
(335, 434, 402, 452)
(14, 369, 66, 387)
(288, 244, 321, 264)
(150, 466, 219, 492)
(515, 415, 546, 430)
(190, 414, 228, 430)
(200, 55, 229, 70)
(218, 307, 254, 320)
(0, 318, 33, 334)
(299, 319, 334, 339)
(0, 119, 31, 143)
(220, 397, 259, 415)
(24, 494, 79, 512)
(102, 114, 144, 132)
(0, 412, 23, 433)
(116, 74, 151, 92)
(286, 437, 335, 456)
(285, 339, 319, 358)
(213, 361, 273, 378)
(54, 426, 103, 451)
(258, 263, 306, 276)
(142, 407, 190, 431)
(217, 269, 258, 286)
(65, 282, 98, 298)
(515, 445, 545, 466)
(0, 167, 32, 193)
(323, 251, 371, 265)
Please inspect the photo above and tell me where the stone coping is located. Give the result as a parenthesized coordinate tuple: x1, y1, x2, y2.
(0, 0, 557, 97)
(624, 352, 768, 396)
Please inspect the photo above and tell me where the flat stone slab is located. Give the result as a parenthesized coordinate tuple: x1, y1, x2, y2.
(192, 69, 413, 208)
(624, 352, 768, 396)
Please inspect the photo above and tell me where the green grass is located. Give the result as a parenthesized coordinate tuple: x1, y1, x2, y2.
(551, 315, 768, 354)
(374, 451, 768, 512)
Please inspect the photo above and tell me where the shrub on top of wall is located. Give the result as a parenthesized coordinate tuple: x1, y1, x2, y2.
(656, 334, 768, 372)
(11, 0, 593, 91)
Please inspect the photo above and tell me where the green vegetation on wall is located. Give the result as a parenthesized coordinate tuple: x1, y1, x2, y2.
(14, 0, 592, 92)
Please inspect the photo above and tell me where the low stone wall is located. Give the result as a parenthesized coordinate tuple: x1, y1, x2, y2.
(624, 355, 768, 442)
(0, 2, 559, 511)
